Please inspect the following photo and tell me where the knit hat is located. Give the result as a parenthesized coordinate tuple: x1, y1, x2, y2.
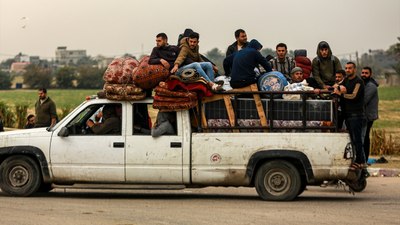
(290, 67, 303, 75)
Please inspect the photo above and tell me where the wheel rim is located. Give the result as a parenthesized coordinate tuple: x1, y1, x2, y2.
(264, 170, 291, 195)
(8, 165, 30, 187)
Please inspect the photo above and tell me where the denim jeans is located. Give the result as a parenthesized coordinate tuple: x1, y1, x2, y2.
(345, 115, 367, 164)
(178, 62, 214, 82)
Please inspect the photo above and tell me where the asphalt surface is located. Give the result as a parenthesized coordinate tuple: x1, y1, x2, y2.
(0, 177, 399, 225)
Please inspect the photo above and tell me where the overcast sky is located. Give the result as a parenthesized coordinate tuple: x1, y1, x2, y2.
(0, 0, 399, 61)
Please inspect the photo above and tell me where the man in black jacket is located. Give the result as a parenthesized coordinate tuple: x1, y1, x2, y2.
(226, 29, 248, 57)
(149, 33, 179, 69)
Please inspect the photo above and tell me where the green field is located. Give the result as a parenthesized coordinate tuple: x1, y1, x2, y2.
(0, 89, 101, 110)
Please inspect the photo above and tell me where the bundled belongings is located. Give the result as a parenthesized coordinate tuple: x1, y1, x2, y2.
(103, 57, 139, 84)
(132, 55, 170, 90)
(258, 71, 288, 98)
(103, 57, 146, 101)
(153, 82, 198, 112)
(103, 83, 146, 101)
(167, 74, 213, 98)
(294, 49, 312, 79)
(282, 80, 314, 100)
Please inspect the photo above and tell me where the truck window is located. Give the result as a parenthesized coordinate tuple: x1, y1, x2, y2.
(65, 103, 122, 136)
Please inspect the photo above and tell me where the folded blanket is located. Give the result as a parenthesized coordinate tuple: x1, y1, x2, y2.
(103, 83, 143, 95)
(153, 99, 198, 112)
(154, 86, 197, 99)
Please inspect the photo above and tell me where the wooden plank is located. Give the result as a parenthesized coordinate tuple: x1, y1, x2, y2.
(250, 84, 268, 127)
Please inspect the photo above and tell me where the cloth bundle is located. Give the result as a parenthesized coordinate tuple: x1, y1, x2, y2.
(153, 82, 198, 112)
(103, 83, 146, 101)
(282, 80, 314, 100)
(132, 55, 170, 90)
(103, 57, 139, 84)
(103, 57, 146, 100)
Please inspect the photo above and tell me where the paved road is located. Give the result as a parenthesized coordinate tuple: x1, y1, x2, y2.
(1, 177, 399, 225)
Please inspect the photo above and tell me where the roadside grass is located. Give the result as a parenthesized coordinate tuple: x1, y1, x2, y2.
(0, 89, 100, 110)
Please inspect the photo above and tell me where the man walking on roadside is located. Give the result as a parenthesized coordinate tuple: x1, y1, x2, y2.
(35, 88, 57, 128)
(361, 66, 379, 161)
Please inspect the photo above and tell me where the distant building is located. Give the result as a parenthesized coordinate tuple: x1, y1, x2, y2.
(10, 62, 30, 74)
(95, 55, 114, 68)
(55, 46, 87, 65)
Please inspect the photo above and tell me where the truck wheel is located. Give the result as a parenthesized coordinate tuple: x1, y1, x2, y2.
(0, 155, 41, 196)
(255, 160, 301, 201)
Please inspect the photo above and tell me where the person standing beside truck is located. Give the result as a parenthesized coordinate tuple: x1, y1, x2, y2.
(361, 66, 379, 162)
(34, 88, 57, 128)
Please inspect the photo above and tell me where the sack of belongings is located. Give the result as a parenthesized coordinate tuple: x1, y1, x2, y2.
(132, 56, 170, 90)
(103, 57, 146, 101)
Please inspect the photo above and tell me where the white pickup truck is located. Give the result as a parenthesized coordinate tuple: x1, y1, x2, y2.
(0, 95, 360, 201)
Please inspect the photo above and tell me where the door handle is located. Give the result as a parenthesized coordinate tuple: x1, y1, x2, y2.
(170, 142, 182, 148)
(113, 142, 125, 148)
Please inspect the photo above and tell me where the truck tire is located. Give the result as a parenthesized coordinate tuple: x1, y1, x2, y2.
(255, 160, 301, 201)
(0, 155, 41, 196)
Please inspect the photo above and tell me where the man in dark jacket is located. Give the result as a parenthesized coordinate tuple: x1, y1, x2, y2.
(226, 29, 248, 57)
(230, 39, 272, 88)
(34, 88, 57, 128)
(312, 41, 342, 89)
(86, 104, 121, 135)
(334, 62, 366, 169)
(361, 66, 379, 161)
(149, 33, 179, 69)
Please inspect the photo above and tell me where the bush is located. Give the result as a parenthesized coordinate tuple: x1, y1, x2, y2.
(371, 129, 400, 155)
(0, 102, 15, 128)
(15, 104, 29, 129)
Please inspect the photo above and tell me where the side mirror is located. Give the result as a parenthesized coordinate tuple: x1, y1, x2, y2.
(58, 127, 69, 137)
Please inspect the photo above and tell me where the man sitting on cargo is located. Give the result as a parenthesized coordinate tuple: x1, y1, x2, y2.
(230, 39, 272, 88)
(170, 32, 222, 91)
(149, 33, 180, 69)
(86, 104, 121, 135)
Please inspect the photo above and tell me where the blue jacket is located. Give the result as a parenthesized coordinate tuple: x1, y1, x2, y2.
(230, 39, 272, 84)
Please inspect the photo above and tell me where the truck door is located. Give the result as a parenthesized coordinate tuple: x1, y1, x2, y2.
(50, 102, 126, 182)
(125, 103, 183, 183)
